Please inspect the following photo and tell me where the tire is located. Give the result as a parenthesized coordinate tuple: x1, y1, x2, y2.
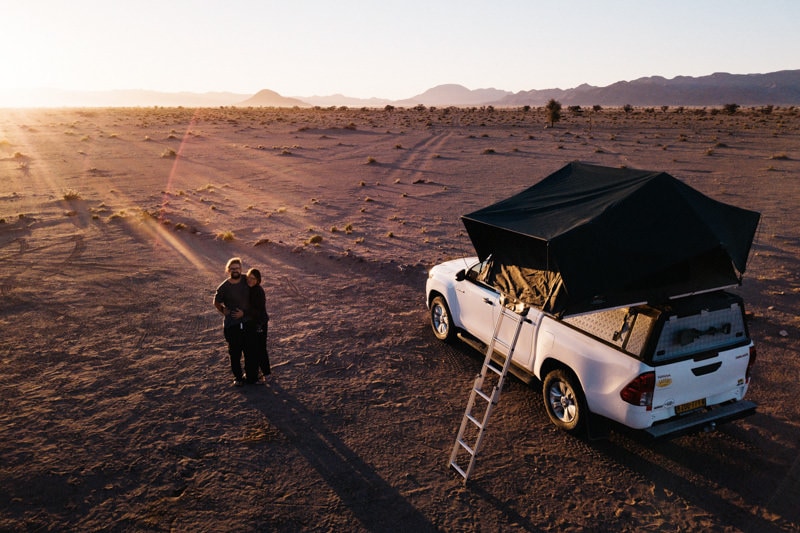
(430, 295, 455, 343)
(542, 368, 587, 434)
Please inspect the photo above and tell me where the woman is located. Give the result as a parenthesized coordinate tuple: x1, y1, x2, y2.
(243, 268, 271, 383)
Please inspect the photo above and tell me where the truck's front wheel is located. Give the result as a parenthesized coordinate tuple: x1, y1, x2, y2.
(543, 368, 586, 434)
(430, 295, 455, 343)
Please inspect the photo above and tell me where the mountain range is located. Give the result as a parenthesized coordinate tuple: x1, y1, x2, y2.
(3, 70, 798, 108)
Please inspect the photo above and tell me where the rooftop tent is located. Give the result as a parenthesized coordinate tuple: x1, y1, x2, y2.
(461, 162, 761, 316)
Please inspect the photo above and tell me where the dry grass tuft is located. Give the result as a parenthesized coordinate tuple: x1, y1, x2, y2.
(63, 189, 81, 201)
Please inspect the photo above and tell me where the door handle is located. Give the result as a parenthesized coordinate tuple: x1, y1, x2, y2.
(483, 298, 495, 306)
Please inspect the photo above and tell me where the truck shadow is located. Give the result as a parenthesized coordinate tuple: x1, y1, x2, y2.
(591, 418, 798, 532)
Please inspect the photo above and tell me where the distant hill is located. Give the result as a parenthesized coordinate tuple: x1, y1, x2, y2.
(0, 88, 250, 108)
(299, 94, 393, 108)
(495, 70, 800, 107)
(394, 84, 513, 107)
(3, 70, 798, 108)
(238, 89, 310, 107)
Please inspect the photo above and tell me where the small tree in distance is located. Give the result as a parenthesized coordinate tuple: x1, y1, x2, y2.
(545, 99, 562, 127)
(723, 103, 740, 115)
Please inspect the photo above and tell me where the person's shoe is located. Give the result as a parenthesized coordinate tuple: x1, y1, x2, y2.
(233, 378, 244, 387)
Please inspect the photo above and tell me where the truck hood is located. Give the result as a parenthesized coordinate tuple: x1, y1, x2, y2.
(429, 257, 478, 278)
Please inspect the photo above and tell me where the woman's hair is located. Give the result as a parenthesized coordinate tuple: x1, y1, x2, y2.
(246, 268, 261, 285)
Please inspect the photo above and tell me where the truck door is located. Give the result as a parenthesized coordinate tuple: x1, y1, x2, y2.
(453, 260, 499, 346)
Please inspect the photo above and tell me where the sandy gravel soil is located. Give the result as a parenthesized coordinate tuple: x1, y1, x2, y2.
(1, 106, 799, 532)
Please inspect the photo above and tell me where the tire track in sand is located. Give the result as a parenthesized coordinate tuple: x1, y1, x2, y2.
(385, 130, 453, 187)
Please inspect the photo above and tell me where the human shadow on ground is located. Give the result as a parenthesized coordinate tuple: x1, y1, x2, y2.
(249, 381, 437, 532)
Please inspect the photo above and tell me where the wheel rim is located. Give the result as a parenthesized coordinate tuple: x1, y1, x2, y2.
(432, 303, 449, 336)
(548, 380, 577, 423)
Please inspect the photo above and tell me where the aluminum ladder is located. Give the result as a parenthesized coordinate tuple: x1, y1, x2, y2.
(449, 296, 529, 483)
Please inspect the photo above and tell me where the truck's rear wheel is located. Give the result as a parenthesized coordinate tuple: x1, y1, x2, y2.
(543, 368, 587, 434)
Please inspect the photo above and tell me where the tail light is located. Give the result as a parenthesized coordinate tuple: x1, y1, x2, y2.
(620, 372, 655, 411)
(746, 345, 757, 383)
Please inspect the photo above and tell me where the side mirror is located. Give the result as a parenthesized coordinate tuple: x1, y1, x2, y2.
(455, 269, 466, 282)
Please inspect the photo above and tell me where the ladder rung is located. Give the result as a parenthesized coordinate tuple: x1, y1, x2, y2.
(457, 438, 475, 456)
(493, 341, 510, 351)
(450, 461, 467, 478)
(466, 413, 483, 429)
(485, 363, 503, 376)
(501, 309, 524, 320)
(474, 388, 492, 402)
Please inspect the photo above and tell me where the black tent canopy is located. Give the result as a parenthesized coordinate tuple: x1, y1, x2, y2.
(461, 162, 761, 316)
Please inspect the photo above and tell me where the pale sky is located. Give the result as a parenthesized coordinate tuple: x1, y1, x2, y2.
(2, 0, 798, 100)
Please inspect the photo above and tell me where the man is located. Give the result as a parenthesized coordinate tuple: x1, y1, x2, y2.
(214, 257, 250, 386)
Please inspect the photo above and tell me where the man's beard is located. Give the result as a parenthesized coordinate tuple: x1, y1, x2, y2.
(231, 272, 241, 279)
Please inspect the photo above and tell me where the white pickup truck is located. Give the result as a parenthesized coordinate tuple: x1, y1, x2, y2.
(426, 256, 757, 439)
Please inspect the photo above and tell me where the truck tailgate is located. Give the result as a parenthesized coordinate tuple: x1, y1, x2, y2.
(652, 343, 752, 420)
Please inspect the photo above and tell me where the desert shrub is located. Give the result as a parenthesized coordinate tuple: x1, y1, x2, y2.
(216, 231, 235, 241)
(366, 156, 376, 164)
(161, 148, 177, 158)
(63, 189, 81, 200)
(306, 234, 323, 245)
(723, 103, 740, 115)
(545, 99, 562, 127)
(623, 104, 633, 113)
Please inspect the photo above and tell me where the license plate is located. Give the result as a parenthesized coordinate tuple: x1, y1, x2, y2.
(675, 398, 707, 415)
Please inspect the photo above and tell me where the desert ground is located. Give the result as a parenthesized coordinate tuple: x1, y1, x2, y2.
(1, 104, 798, 532)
